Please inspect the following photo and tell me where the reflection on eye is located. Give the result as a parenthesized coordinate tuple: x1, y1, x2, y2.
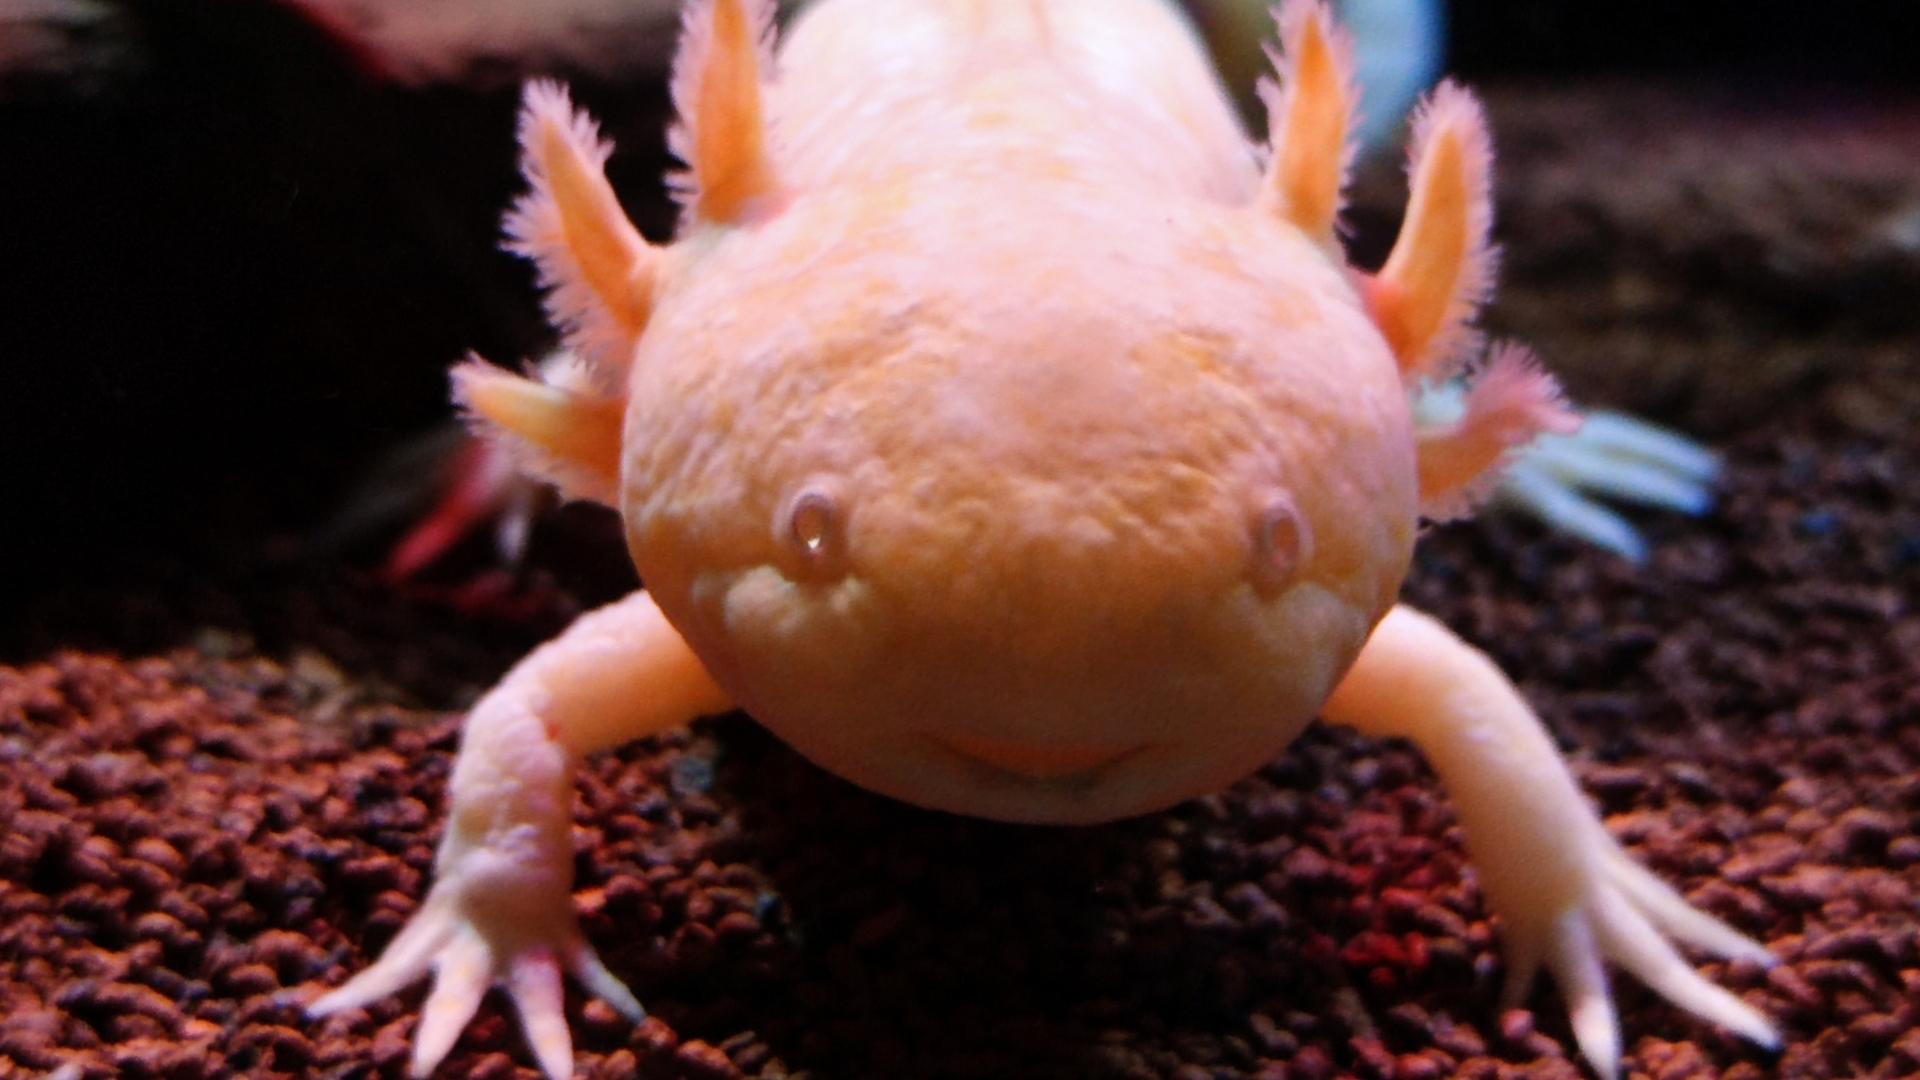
(790, 492, 833, 552)
(781, 484, 849, 577)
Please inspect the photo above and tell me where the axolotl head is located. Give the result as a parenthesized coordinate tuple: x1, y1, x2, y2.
(468, 5, 1557, 824)
(615, 181, 1418, 824)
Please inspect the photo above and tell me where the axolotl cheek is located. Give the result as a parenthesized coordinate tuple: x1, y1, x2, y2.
(717, 571, 1374, 825)
(687, 484, 885, 698)
(667, 468, 1385, 826)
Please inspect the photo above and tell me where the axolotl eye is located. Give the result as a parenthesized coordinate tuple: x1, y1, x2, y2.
(1251, 495, 1313, 598)
(776, 482, 850, 579)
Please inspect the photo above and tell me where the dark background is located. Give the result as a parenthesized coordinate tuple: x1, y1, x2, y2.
(1448, 0, 1920, 79)
(2, 0, 1916, 651)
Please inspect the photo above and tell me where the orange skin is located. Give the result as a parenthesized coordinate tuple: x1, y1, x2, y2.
(310, 3, 1778, 1077)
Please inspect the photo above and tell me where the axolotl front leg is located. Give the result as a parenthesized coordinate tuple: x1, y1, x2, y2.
(1323, 607, 1778, 1075)
(312, 11, 759, 1074)
(309, 592, 732, 1078)
(1269, 12, 1778, 1071)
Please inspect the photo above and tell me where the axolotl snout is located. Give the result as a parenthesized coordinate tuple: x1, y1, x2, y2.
(310, 0, 1782, 1076)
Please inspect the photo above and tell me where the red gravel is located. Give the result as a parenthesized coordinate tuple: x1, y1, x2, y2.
(3, 411, 1919, 1080)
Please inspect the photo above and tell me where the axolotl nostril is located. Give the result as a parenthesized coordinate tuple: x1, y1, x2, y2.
(308, 1, 1782, 1076)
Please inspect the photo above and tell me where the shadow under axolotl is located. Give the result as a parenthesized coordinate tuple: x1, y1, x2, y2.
(507, 712, 1596, 1080)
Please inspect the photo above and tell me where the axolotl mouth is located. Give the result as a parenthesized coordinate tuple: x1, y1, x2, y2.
(925, 732, 1159, 786)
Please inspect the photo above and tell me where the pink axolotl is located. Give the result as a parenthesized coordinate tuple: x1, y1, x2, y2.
(309, 0, 1780, 1075)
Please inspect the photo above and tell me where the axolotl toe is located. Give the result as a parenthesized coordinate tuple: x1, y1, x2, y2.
(309, 1, 1782, 1076)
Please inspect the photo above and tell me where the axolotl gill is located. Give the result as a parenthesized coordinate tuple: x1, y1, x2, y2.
(309, 0, 1784, 1075)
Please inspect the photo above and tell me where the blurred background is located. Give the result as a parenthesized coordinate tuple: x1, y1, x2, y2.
(2, 0, 1917, 657)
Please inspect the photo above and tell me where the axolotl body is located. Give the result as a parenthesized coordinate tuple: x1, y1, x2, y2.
(310, 0, 1782, 1075)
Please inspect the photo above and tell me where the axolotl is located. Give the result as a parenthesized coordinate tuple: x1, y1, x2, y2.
(308, 0, 1781, 1075)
